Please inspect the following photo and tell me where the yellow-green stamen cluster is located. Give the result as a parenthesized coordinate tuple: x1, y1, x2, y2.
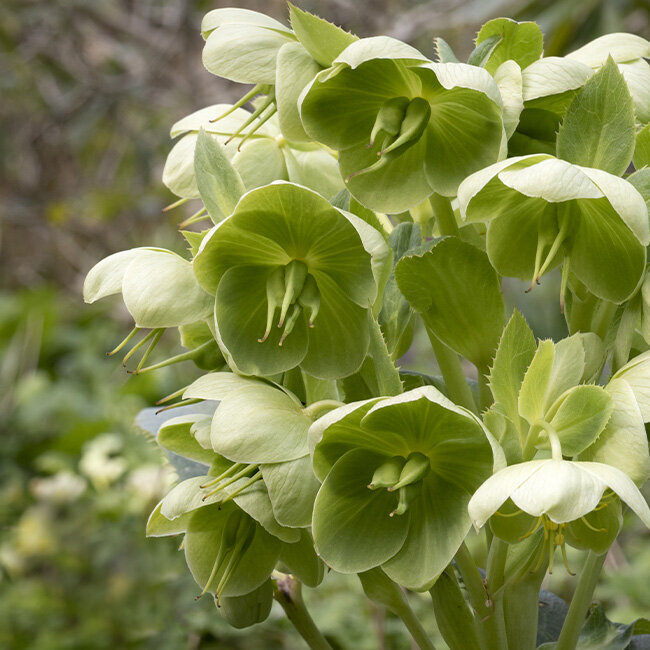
(347, 96, 431, 182)
(258, 260, 321, 346)
(368, 452, 430, 517)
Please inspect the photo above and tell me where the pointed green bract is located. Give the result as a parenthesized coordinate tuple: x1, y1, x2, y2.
(475, 18, 543, 74)
(557, 59, 636, 175)
(195, 129, 245, 223)
(635, 124, 650, 169)
(288, 4, 357, 68)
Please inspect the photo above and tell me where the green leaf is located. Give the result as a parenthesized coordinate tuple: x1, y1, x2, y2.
(628, 168, 650, 210)
(312, 449, 408, 573)
(557, 58, 636, 175)
(158, 415, 216, 465)
(634, 124, 650, 170)
(202, 23, 295, 84)
(395, 237, 505, 369)
(489, 310, 536, 431)
(194, 129, 245, 223)
(433, 38, 459, 63)
(288, 4, 357, 68)
(475, 18, 543, 74)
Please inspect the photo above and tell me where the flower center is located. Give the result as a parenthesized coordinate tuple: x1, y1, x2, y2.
(367, 452, 430, 517)
(258, 260, 320, 346)
(346, 97, 431, 182)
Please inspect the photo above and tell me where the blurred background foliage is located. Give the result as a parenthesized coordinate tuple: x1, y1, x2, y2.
(0, 1, 648, 648)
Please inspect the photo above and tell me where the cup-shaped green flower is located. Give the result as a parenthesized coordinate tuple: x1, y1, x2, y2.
(163, 104, 343, 202)
(458, 154, 650, 303)
(193, 181, 389, 379)
(299, 37, 505, 212)
(308, 386, 502, 590)
(468, 458, 650, 572)
(182, 372, 324, 528)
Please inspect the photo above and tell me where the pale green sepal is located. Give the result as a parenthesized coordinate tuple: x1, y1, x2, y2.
(475, 18, 543, 75)
(635, 124, 650, 169)
(200, 8, 291, 39)
(333, 36, 430, 69)
(577, 166, 650, 244)
(184, 371, 276, 401)
(556, 59, 636, 176)
(620, 59, 650, 123)
(381, 475, 471, 591)
(566, 33, 649, 68)
(146, 501, 191, 537)
(312, 449, 409, 573)
(498, 158, 602, 201)
(579, 379, 650, 486)
(308, 398, 382, 480)
(276, 42, 322, 142)
(288, 4, 357, 68)
(545, 385, 614, 456)
(628, 169, 650, 211)
(494, 60, 524, 138)
(262, 456, 320, 528)
(83, 247, 158, 303)
(158, 415, 216, 465)
(278, 529, 324, 588)
(194, 129, 245, 223)
(169, 104, 263, 138)
(484, 406, 523, 465)
(426, 61, 503, 106)
(160, 476, 222, 520)
(218, 579, 273, 629)
(521, 57, 593, 103)
(468, 459, 650, 528)
(202, 24, 295, 84)
(184, 504, 281, 598)
(545, 334, 587, 409)
(613, 351, 650, 421)
(228, 481, 300, 543)
(121, 250, 213, 328)
(282, 147, 344, 199)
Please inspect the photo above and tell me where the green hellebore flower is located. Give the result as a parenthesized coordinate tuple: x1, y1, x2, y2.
(566, 34, 650, 123)
(299, 37, 505, 212)
(183, 372, 323, 528)
(193, 181, 389, 379)
(163, 105, 343, 202)
(468, 458, 650, 571)
(458, 154, 650, 303)
(309, 386, 503, 590)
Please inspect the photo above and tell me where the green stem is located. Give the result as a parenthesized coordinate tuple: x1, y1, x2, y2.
(394, 599, 438, 650)
(368, 313, 403, 396)
(555, 551, 607, 650)
(454, 543, 493, 650)
(273, 575, 334, 650)
(486, 539, 509, 650)
(430, 193, 459, 237)
(426, 326, 478, 414)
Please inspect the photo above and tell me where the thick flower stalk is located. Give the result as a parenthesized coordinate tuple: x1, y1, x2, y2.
(193, 181, 390, 379)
